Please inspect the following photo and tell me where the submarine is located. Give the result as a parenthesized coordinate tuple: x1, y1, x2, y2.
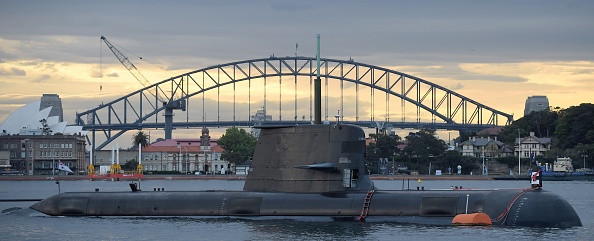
(30, 35, 582, 228)
(30, 124, 582, 228)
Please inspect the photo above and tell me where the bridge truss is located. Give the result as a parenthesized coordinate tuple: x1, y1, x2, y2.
(76, 56, 514, 149)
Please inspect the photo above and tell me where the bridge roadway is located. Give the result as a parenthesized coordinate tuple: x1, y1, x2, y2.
(83, 120, 496, 132)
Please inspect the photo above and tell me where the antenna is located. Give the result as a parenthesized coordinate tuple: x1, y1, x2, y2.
(314, 34, 321, 124)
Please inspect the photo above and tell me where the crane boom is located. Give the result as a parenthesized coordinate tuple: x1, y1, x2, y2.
(100, 36, 185, 140)
(100, 36, 167, 104)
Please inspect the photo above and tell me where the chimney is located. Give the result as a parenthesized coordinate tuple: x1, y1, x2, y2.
(530, 132, 535, 137)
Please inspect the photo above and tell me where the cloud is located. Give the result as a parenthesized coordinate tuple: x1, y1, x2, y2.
(571, 69, 593, 75)
(1, 1, 594, 147)
(396, 64, 527, 83)
(32, 74, 51, 83)
(270, 2, 316, 12)
(449, 83, 464, 91)
(0, 67, 26, 76)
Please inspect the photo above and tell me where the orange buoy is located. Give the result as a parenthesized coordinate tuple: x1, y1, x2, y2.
(451, 213, 492, 226)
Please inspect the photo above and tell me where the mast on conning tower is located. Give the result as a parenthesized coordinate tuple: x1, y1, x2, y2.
(314, 34, 322, 125)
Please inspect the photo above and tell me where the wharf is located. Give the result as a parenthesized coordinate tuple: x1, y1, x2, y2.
(0, 174, 496, 181)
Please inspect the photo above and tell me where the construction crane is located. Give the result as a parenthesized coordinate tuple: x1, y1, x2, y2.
(100, 36, 185, 140)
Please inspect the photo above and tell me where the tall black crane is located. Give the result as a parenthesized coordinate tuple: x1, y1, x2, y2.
(100, 36, 185, 139)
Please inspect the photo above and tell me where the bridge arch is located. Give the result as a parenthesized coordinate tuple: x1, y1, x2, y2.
(77, 56, 513, 149)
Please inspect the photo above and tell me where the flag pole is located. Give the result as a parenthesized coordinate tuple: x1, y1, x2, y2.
(56, 163, 61, 194)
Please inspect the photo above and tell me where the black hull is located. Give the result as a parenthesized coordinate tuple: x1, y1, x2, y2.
(30, 188, 581, 228)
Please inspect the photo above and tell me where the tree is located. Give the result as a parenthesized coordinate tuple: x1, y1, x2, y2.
(402, 129, 447, 170)
(365, 134, 402, 174)
(122, 159, 139, 171)
(555, 103, 594, 149)
(132, 131, 150, 148)
(217, 127, 257, 165)
(403, 129, 446, 158)
(366, 134, 401, 160)
(497, 110, 558, 146)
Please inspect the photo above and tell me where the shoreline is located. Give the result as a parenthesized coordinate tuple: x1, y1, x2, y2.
(0, 174, 504, 181)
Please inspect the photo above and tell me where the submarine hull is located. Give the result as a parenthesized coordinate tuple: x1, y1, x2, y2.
(30, 188, 581, 228)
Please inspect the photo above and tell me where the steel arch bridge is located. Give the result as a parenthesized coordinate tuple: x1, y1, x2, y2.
(76, 56, 514, 150)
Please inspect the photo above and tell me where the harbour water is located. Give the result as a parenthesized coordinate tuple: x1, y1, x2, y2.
(0, 179, 592, 241)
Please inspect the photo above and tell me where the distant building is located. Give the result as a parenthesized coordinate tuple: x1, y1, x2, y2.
(460, 136, 512, 158)
(40, 94, 64, 122)
(515, 132, 551, 158)
(251, 107, 272, 123)
(251, 108, 273, 137)
(0, 151, 10, 170)
(477, 126, 504, 137)
(524, 96, 549, 116)
(93, 148, 138, 168)
(140, 128, 232, 174)
(0, 95, 87, 175)
(0, 134, 86, 175)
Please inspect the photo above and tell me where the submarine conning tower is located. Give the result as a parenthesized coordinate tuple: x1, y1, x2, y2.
(243, 124, 373, 193)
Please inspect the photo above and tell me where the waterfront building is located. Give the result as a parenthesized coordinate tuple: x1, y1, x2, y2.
(515, 132, 551, 158)
(140, 128, 232, 174)
(0, 151, 11, 171)
(0, 134, 86, 175)
(0, 94, 87, 175)
(460, 136, 512, 158)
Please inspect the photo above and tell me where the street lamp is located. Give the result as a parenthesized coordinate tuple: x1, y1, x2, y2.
(482, 149, 485, 175)
(184, 145, 188, 175)
(23, 139, 30, 175)
(186, 142, 191, 175)
(204, 153, 209, 174)
(517, 128, 521, 175)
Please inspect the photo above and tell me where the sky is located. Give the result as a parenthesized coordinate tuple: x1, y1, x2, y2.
(1, 0, 593, 147)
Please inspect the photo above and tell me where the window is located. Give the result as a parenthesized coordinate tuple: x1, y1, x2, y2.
(61, 144, 65, 148)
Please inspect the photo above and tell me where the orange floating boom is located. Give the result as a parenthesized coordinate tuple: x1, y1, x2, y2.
(452, 213, 492, 226)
